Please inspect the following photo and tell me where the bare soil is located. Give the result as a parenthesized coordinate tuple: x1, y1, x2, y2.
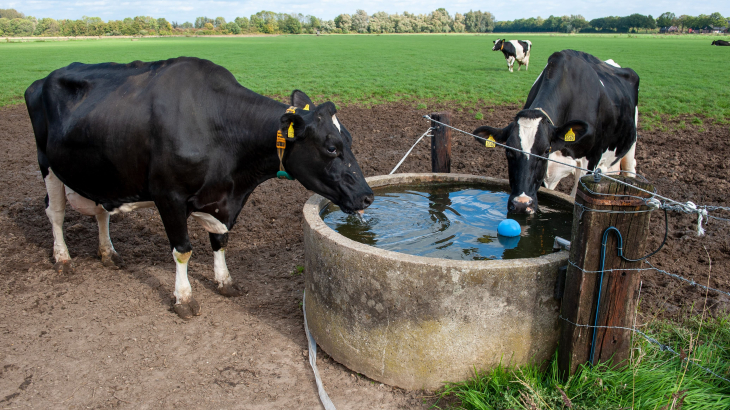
(0, 102, 728, 409)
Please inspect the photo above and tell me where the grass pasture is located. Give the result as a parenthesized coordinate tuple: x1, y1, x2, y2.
(1, 34, 728, 122)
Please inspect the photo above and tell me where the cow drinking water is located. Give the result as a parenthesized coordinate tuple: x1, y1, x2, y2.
(474, 50, 639, 214)
(492, 39, 532, 72)
(25, 57, 374, 319)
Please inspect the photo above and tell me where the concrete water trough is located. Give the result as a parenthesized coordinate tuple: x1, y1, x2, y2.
(302, 173, 574, 390)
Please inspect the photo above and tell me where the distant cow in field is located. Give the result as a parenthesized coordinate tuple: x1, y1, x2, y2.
(473, 50, 639, 214)
(492, 39, 532, 72)
(25, 57, 374, 319)
(711, 40, 730, 46)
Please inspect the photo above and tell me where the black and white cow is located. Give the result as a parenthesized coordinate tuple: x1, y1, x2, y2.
(473, 50, 639, 214)
(492, 39, 532, 72)
(711, 40, 730, 46)
(25, 57, 374, 319)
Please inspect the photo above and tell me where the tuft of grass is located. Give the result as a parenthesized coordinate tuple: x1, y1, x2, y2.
(291, 265, 304, 275)
(474, 112, 484, 120)
(434, 313, 730, 410)
(417, 103, 428, 110)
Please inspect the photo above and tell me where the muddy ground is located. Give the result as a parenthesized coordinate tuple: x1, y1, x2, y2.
(1, 102, 729, 409)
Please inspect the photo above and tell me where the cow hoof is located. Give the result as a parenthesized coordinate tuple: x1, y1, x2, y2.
(101, 251, 124, 269)
(173, 299, 201, 319)
(53, 260, 74, 274)
(219, 283, 245, 297)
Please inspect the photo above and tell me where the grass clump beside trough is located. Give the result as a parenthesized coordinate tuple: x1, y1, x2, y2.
(435, 313, 730, 410)
(0, 34, 728, 122)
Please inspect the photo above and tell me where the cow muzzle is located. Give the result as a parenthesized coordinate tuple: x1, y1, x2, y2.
(509, 194, 535, 214)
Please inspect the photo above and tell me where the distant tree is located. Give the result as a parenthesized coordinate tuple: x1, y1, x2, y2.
(157, 18, 172, 32)
(234, 17, 250, 32)
(0, 8, 24, 20)
(224, 22, 240, 34)
(194, 16, 214, 29)
(34, 17, 60, 36)
(279, 14, 301, 34)
(334, 14, 351, 33)
(351, 9, 369, 33)
(656, 12, 676, 28)
(0, 18, 9, 35)
(708, 12, 726, 28)
(181, 21, 193, 29)
(464, 10, 495, 33)
(214, 17, 226, 27)
(10, 18, 35, 36)
(452, 13, 465, 33)
(251, 11, 278, 33)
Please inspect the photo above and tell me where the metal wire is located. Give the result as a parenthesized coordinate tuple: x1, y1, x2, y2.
(389, 128, 433, 175)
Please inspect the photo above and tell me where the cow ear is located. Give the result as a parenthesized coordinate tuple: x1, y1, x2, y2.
(291, 89, 315, 110)
(473, 124, 511, 146)
(550, 120, 591, 150)
(280, 113, 308, 141)
(317, 101, 337, 116)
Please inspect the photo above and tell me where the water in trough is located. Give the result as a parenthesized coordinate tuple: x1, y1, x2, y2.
(321, 183, 573, 260)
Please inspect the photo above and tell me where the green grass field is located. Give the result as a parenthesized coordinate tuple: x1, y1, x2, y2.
(1, 34, 728, 123)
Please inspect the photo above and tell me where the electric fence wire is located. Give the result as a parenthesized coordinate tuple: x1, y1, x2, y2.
(389, 127, 433, 175)
(559, 315, 730, 385)
(422, 116, 730, 235)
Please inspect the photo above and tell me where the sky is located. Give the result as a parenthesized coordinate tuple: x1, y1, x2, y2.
(2, 1, 728, 23)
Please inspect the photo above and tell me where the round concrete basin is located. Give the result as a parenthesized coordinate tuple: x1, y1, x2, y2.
(303, 173, 573, 390)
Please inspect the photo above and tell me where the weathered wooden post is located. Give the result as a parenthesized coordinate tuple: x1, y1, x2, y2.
(430, 112, 451, 173)
(558, 174, 655, 378)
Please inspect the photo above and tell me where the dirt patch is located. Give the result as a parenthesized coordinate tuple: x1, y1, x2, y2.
(1, 102, 729, 408)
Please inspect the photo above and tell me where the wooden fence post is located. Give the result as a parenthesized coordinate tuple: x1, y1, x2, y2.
(430, 112, 451, 173)
(558, 174, 655, 378)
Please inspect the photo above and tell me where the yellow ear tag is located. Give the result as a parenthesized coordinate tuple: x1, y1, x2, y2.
(303, 104, 310, 111)
(564, 128, 576, 142)
(286, 107, 297, 114)
(287, 123, 295, 139)
(485, 136, 496, 148)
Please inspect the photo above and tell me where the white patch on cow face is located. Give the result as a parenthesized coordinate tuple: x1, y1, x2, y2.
(604, 59, 621, 68)
(634, 106, 638, 136)
(191, 212, 228, 234)
(492, 39, 501, 50)
(600, 80, 605, 87)
(173, 249, 193, 304)
(514, 192, 532, 204)
(517, 117, 541, 160)
(213, 249, 232, 286)
(332, 115, 341, 132)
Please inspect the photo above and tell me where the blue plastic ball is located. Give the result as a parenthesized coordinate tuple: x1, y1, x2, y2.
(497, 219, 521, 237)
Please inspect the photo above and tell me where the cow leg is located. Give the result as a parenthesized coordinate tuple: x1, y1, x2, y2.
(44, 169, 73, 274)
(620, 141, 637, 176)
(157, 199, 200, 319)
(209, 233, 244, 297)
(525, 56, 529, 71)
(95, 211, 124, 268)
(507, 57, 515, 72)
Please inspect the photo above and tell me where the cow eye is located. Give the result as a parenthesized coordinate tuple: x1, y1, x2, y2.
(544, 147, 551, 155)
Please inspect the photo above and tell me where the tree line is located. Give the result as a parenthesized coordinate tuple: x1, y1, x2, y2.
(0, 8, 727, 37)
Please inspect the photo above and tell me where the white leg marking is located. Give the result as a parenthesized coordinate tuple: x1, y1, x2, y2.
(213, 249, 232, 287)
(620, 141, 637, 176)
(173, 249, 193, 304)
(44, 169, 71, 263)
(95, 211, 116, 258)
(191, 212, 229, 234)
(517, 117, 541, 160)
(65, 186, 105, 216)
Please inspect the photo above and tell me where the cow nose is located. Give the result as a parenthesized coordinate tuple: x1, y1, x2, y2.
(512, 194, 533, 206)
(361, 193, 374, 209)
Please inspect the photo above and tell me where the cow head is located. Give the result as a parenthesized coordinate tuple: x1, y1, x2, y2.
(280, 90, 374, 214)
(492, 39, 506, 51)
(473, 109, 590, 214)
